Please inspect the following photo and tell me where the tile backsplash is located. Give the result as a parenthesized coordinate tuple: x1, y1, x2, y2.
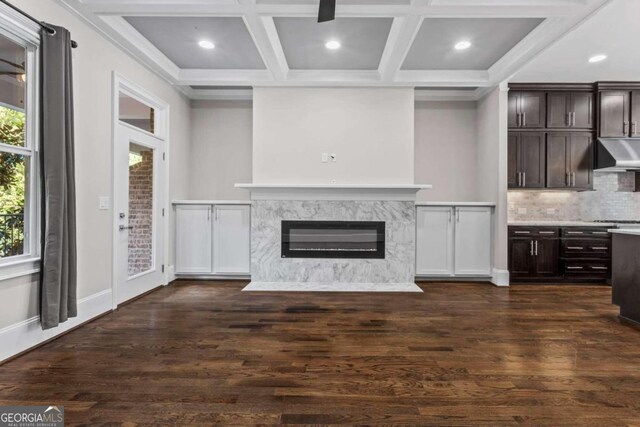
(508, 172, 640, 221)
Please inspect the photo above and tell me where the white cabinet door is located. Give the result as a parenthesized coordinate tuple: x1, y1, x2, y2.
(175, 205, 212, 274)
(416, 206, 454, 276)
(453, 207, 492, 276)
(213, 205, 251, 275)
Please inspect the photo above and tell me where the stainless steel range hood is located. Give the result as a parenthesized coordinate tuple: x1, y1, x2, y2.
(595, 138, 640, 172)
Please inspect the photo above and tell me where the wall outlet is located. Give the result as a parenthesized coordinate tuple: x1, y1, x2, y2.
(546, 208, 557, 216)
(330, 153, 337, 162)
(99, 196, 110, 210)
(330, 179, 336, 184)
(321, 153, 328, 163)
(517, 208, 527, 215)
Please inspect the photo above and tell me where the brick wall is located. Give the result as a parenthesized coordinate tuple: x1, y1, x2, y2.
(128, 150, 154, 276)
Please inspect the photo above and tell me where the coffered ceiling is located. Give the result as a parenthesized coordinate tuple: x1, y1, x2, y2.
(58, 0, 612, 100)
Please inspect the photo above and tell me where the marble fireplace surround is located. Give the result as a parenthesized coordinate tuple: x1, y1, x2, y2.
(236, 184, 430, 292)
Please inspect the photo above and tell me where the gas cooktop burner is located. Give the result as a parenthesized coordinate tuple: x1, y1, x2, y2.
(593, 220, 640, 224)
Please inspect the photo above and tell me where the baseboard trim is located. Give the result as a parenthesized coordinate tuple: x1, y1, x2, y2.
(175, 274, 251, 281)
(491, 268, 510, 287)
(166, 265, 176, 284)
(0, 289, 113, 363)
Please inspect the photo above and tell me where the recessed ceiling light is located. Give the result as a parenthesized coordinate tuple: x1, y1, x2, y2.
(454, 40, 472, 50)
(588, 54, 607, 63)
(198, 40, 215, 50)
(325, 40, 341, 50)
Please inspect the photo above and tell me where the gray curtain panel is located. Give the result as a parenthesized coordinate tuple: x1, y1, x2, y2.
(39, 24, 77, 330)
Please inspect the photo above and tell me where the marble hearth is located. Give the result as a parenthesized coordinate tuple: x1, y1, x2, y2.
(236, 184, 430, 292)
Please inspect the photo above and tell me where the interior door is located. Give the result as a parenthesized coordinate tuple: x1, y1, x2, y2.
(115, 124, 165, 305)
(416, 206, 454, 276)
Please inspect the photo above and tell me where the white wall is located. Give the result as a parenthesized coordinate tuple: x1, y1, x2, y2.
(0, 1, 191, 332)
(253, 87, 414, 185)
(414, 101, 478, 202)
(476, 86, 509, 284)
(189, 100, 252, 200)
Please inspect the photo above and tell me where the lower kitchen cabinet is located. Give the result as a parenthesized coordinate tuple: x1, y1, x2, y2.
(508, 231, 560, 279)
(175, 203, 251, 276)
(509, 226, 611, 283)
(416, 205, 493, 277)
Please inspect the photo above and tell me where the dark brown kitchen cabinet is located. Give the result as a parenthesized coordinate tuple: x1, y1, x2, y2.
(509, 91, 546, 129)
(547, 92, 593, 129)
(546, 132, 593, 190)
(599, 91, 629, 137)
(632, 90, 640, 137)
(510, 226, 612, 283)
(508, 132, 545, 188)
(508, 230, 559, 279)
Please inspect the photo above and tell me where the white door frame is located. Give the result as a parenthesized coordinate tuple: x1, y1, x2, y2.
(111, 72, 170, 309)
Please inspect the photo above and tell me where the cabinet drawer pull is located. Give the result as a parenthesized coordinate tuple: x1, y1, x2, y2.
(567, 231, 583, 234)
(592, 232, 608, 235)
(591, 266, 608, 270)
(566, 266, 584, 270)
(514, 231, 531, 234)
(591, 247, 608, 250)
(539, 231, 555, 234)
(567, 246, 584, 250)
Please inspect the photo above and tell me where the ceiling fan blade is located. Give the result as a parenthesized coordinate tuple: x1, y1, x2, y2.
(317, 0, 336, 23)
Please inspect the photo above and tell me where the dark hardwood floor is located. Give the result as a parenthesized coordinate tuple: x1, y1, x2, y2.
(1, 281, 640, 426)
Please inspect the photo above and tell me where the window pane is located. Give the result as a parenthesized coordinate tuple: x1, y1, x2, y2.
(0, 153, 28, 258)
(119, 93, 155, 134)
(128, 143, 154, 277)
(0, 34, 26, 147)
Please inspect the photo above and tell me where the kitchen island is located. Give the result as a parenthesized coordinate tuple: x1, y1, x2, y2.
(611, 230, 640, 324)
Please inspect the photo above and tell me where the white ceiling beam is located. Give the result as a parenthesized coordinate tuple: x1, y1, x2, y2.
(179, 69, 273, 85)
(378, 16, 422, 82)
(396, 70, 490, 85)
(241, 14, 288, 80)
(79, 0, 580, 18)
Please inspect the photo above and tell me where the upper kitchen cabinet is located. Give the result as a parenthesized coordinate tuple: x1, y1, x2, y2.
(546, 132, 593, 190)
(508, 132, 546, 189)
(547, 92, 593, 129)
(508, 91, 546, 129)
(597, 83, 640, 138)
(599, 91, 630, 137)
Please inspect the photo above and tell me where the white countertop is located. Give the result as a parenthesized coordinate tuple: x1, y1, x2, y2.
(235, 183, 432, 190)
(416, 201, 496, 207)
(509, 221, 618, 227)
(609, 229, 640, 236)
(172, 200, 251, 205)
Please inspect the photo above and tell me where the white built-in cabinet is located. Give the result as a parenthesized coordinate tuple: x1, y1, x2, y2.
(416, 205, 493, 277)
(175, 203, 250, 275)
(213, 205, 251, 274)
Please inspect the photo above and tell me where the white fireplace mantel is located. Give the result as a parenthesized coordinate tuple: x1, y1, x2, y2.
(234, 183, 432, 201)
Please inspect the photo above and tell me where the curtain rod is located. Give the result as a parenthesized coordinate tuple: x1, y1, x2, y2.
(0, 0, 78, 48)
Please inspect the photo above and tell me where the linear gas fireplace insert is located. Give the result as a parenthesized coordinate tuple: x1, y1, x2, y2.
(281, 220, 385, 259)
